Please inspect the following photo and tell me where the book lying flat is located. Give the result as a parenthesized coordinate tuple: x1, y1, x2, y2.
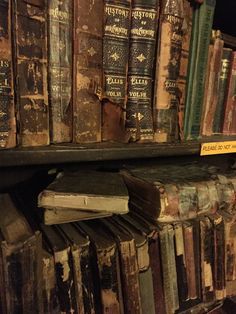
(38, 170, 129, 214)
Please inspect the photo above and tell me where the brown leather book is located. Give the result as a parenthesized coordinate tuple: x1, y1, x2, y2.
(0, 0, 16, 149)
(223, 51, 236, 135)
(73, 0, 103, 143)
(12, 0, 49, 147)
(48, 0, 72, 143)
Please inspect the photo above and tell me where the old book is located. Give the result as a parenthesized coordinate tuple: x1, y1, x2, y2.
(126, 0, 159, 142)
(223, 51, 236, 135)
(48, 0, 72, 143)
(153, 0, 184, 142)
(184, 0, 216, 140)
(100, 217, 142, 314)
(59, 223, 96, 314)
(40, 224, 77, 313)
(38, 171, 129, 214)
(102, 0, 131, 142)
(0, 0, 16, 149)
(43, 207, 111, 225)
(79, 220, 124, 314)
(73, 0, 102, 143)
(0, 193, 42, 313)
(178, 0, 193, 141)
(160, 224, 179, 313)
(113, 215, 156, 314)
(12, 0, 49, 146)
(212, 48, 232, 134)
(201, 32, 224, 136)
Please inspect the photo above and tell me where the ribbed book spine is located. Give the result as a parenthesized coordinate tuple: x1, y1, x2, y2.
(73, 0, 103, 143)
(153, 0, 184, 143)
(12, 0, 49, 147)
(126, 0, 159, 142)
(0, 0, 16, 149)
(48, 0, 72, 143)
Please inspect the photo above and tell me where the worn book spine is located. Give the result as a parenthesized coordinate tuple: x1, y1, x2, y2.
(223, 51, 236, 135)
(0, 0, 16, 149)
(48, 0, 72, 143)
(201, 34, 224, 136)
(73, 0, 103, 143)
(213, 48, 232, 134)
(12, 0, 49, 147)
(102, 0, 131, 142)
(126, 0, 159, 142)
(177, 0, 193, 141)
(184, 0, 216, 140)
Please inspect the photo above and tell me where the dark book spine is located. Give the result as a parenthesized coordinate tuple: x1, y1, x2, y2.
(73, 0, 103, 143)
(0, 0, 16, 149)
(153, 0, 183, 143)
(213, 48, 232, 134)
(12, 0, 49, 147)
(102, 0, 131, 142)
(223, 51, 236, 135)
(48, 0, 72, 143)
(126, 0, 159, 142)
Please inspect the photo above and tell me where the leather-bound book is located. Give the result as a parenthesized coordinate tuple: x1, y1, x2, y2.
(102, 0, 131, 142)
(223, 51, 236, 135)
(213, 48, 232, 134)
(48, 0, 72, 143)
(184, 0, 216, 140)
(126, 0, 159, 142)
(0, 0, 16, 149)
(101, 217, 142, 314)
(79, 220, 124, 314)
(59, 223, 96, 314)
(178, 0, 193, 141)
(0, 193, 43, 314)
(201, 31, 224, 137)
(153, 0, 184, 143)
(12, 0, 49, 147)
(73, 0, 103, 143)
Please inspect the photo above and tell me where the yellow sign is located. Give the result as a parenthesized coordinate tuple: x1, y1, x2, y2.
(201, 141, 236, 156)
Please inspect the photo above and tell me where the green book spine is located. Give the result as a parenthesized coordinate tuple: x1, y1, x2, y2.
(184, 0, 216, 140)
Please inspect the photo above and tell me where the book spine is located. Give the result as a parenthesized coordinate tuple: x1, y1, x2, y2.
(177, 0, 193, 141)
(153, 0, 183, 143)
(48, 0, 72, 143)
(0, 0, 16, 149)
(201, 35, 224, 136)
(126, 0, 159, 142)
(223, 51, 236, 135)
(73, 0, 103, 143)
(139, 267, 156, 314)
(102, 0, 131, 142)
(13, 0, 49, 147)
(213, 48, 232, 134)
(184, 0, 216, 140)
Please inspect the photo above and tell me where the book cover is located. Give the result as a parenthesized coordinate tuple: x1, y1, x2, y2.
(0, 0, 16, 149)
(48, 0, 72, 143)
(126, 0, 159, 142)
(73, 0, 103, 143)
(12, 0, 49, 146)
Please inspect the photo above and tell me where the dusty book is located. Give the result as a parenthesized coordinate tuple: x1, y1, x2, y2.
(12, 0, 49, 146)
(38, 171, 129, 214)
(0, 0, 16, 149)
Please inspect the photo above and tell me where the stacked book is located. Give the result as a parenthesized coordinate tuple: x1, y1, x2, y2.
(1, 163, 236, 313)
(1, 0, 235, 149)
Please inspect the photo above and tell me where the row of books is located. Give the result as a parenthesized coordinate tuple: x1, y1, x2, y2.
(1, 162, 236, 313)
(1, 0, 235, 150)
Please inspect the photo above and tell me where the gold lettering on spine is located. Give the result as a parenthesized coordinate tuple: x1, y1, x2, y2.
(49, 8, 69, 21)
(105, 5, 130, 18)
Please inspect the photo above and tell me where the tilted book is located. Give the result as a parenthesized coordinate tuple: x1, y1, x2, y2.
(48, 0, 73, 143)
(73, 0, 103, 143)
(0, 0, 16, 149)
(12, 0, 49, 146)
(38, 171, 129, 215)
